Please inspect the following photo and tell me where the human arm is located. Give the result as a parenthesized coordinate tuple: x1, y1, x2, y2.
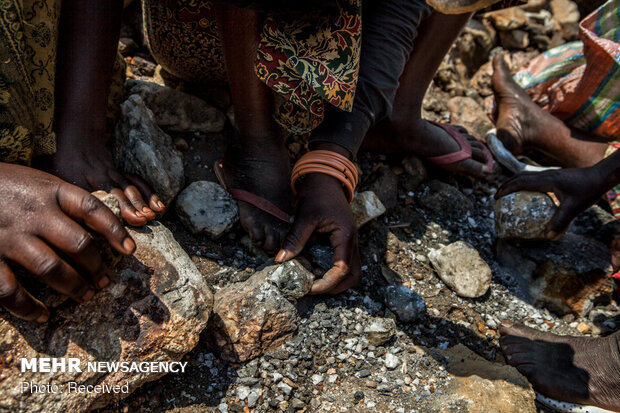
(0, 163, 135, 322)
(495, 149, 620, 239)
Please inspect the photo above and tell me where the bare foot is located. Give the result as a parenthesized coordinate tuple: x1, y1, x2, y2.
(491, 55, 566, 155)
(363, 118, 493, 178)
(500, 322, 620, 411)
(220, 134, 293, 254)
(39, 140, 165, 227)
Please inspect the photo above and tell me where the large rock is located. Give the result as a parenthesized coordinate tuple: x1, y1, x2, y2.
(495, 191, 557, 240)
(437, 345, 537, 413)
(0, 220, 213, 412)
(497, 234, 614, 316)
(176, 181, 239, 239)
(351, 191, 387, 228)
(429, 241, 492, 298)
(114, 95, 185, 205)
(209, 261, 313, 362)
(126, 80, 226, 134)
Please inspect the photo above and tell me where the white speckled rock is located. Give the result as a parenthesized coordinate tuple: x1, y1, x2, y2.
(351, 191, 386, 228)
(495, 191, 557, 240)
(175, 181, 239, 239)
(429, 241, 492, 298)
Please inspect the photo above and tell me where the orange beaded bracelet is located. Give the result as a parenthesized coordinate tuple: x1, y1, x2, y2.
(291, 150, 359, 203)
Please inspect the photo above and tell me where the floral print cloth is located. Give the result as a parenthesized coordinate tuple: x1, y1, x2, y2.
(142, 0, 362, 135)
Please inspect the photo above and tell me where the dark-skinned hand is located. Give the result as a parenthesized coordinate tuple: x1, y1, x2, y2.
(0, 163, 136, 322)
(275, 173, 361, 295)
(495, 166, 607, 239)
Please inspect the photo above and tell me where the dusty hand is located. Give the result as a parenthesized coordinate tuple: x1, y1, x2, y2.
(0, 163, 135, 322)
(495, 166, 606, 239)
(275, 173, 361, 294)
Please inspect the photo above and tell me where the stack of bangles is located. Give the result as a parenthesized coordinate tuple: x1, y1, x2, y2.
(291, 150, 359, 203)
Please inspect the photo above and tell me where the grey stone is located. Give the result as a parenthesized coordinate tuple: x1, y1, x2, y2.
(176, 181, 239, 239)
(114, 95, 185, 205)
(364, 317, 396, 346)
(429, 241, 492, 298)
(384, 285, 427, 322)
(495, 191, 557, 240)
(351, 191, 387, 228)
(126, 80, 226, 134)
(209, 261, 314, 362)
(0, 221, 213, 412)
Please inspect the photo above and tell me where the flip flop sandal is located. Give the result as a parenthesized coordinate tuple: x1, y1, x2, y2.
(426, 121, 495, 174)
(213, 160, 292, 224)
(535, 392, 619, 413)
(485, 128, 560, 174)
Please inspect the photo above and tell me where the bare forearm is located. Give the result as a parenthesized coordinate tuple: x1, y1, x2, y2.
(593, 149, 620, 194)
(54, 0, 123, 139)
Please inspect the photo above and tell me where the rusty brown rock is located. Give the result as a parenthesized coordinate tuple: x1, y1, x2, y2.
(0, 220, 213, 412)
(497, 234, 613, 317)
(209, 260, 313, 362)
(437, 345, 537, 413)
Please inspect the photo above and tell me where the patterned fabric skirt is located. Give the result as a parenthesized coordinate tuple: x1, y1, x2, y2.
(0, 0, 125, 166)
(141, 0, 362, 135)
(0, 0, 61, 165)
(510, 0, 620, 217)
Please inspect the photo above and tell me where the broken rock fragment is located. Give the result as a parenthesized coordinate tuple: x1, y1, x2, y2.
(495, 191, 557, 240)
(0, 221, 213, 413)
(365, 317, 396, 347)
(209, 260, 314, 362)
(351, 191, 387, 228)
(429, 241, 492, 298)
(176, 181, 239, 239)
(114, 95, 185, 205)
(384, 285, 427, 322)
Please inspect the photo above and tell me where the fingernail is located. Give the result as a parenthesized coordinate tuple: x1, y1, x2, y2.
(546, 231, 557, 240)
(82, 289, 95, 301)
(98, 276, 110, 288)
(135, 210, 145, 217)
(36, 312, 49, 323)
(275, 250, 287, 262)
(142, 207, 152, 214)
(501, 320, 513, 328)
(157, 201, 165, 209)
(123, 237, 135, 253)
